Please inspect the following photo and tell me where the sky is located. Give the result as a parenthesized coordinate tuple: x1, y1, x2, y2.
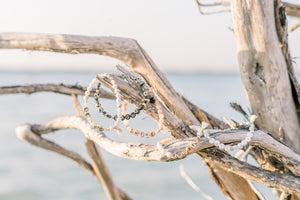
(0, 0, 299, 72)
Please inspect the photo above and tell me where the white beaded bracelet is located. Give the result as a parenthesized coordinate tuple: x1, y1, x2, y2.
(163, 115, 257, 159)
(83, 74, 123, 132)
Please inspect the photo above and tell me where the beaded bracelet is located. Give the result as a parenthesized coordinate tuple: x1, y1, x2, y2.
(122, 91, 165, 138)
(83, 74, 123, 132)
(163, 115, 257, 159)
(93, 74, 150, 121)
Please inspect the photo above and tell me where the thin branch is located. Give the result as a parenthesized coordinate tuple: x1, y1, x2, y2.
(195, 0, 231, 15)
(15, 124, 95, 175)
(246, 180, 266, 200)
(240, 146, 253, 162)
(179, 164, 214, 200)
(194, 0, 300, 17)
(289, 21, 300, 32)
(283, 1, 300, 18)
(85, 141, 123, 200)
(72, 94, 84, 116)
(0, 83, 115, 99)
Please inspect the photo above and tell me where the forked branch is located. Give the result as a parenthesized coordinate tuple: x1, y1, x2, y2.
(15, 116, 300, 192)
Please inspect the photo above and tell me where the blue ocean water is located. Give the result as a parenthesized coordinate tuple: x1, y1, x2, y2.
(0, 72, 274, 200)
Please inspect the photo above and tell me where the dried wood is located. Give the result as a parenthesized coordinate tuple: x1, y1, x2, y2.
(0, 83, 115, 99)
(0, 32, 258, 199)
(15, 116, 300, 192)
(231, 0, 300, 153)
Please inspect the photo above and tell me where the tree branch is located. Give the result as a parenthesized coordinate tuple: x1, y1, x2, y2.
(194, 0, 300, 17)
(0, 83, 115, 99)
(15, 115, 300, 192)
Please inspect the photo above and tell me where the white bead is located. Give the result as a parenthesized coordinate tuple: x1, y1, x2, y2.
(233, 145, 238, 151)
(241, 140, 247, 146)
(245, 136, 251, 142)
(219, 143, 225, 150)
(237, 143, 243, 149)
(225, 145, 230, 151)
(214, 140, 220, 146)
(209, 138, 215, 144)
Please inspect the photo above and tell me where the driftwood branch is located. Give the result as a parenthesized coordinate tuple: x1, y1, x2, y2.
(0, 83, 115, 99)
(195, 0, 300, 18)
(0, 32, 265, 198)
(15, 115, 300, 192)
(0, 32, 199, 126)
(179, 164, 214, 200)
(85, 141, 129, 200)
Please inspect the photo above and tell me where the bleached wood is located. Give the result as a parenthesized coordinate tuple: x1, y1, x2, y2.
(231, 0, 300, 153)
(15, 116, 300, 192)
(85, 141, 122, 200)
(0, 32, 199, 126)
(0, 83, 115, 99)
(0, 32, 256, 198)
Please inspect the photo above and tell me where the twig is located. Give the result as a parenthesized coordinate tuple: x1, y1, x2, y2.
(230, 102, 249, 120)
(240, 146, 253, 162)
(222, 117, 235, 129)
(234, 149, 244, 158)
(289, 21, 300, 32)
(71, 94, 84, 116)
(85, 141, 122, 200)
(179, 164, 214, 200)
(195, 0, 231, 15)
(279, 192, 287, 200)
(282, 1, 300, 18)
(246, 180, 266, 200)
(0, 83, 115, 99)
(237, 146, 266, 200)
(194, 0, 300, 17)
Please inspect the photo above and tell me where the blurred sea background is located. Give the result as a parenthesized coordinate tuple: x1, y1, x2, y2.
(0, 71, 277, 200)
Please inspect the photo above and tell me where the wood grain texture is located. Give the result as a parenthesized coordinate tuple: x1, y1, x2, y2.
(231, 0, 300, 153)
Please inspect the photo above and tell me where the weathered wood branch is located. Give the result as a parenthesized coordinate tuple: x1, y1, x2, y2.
(231, 0, 300, 153)
(15, 124, 95, 174)
(195, 0, 300, 17)
(0, 32, 258, 199)
(283, 1, 300, 18)
(86, 141, 127, 200)
(15, 116, 300, 192)
(0, 32, 199, 126)
(0, 83, 115, 99)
